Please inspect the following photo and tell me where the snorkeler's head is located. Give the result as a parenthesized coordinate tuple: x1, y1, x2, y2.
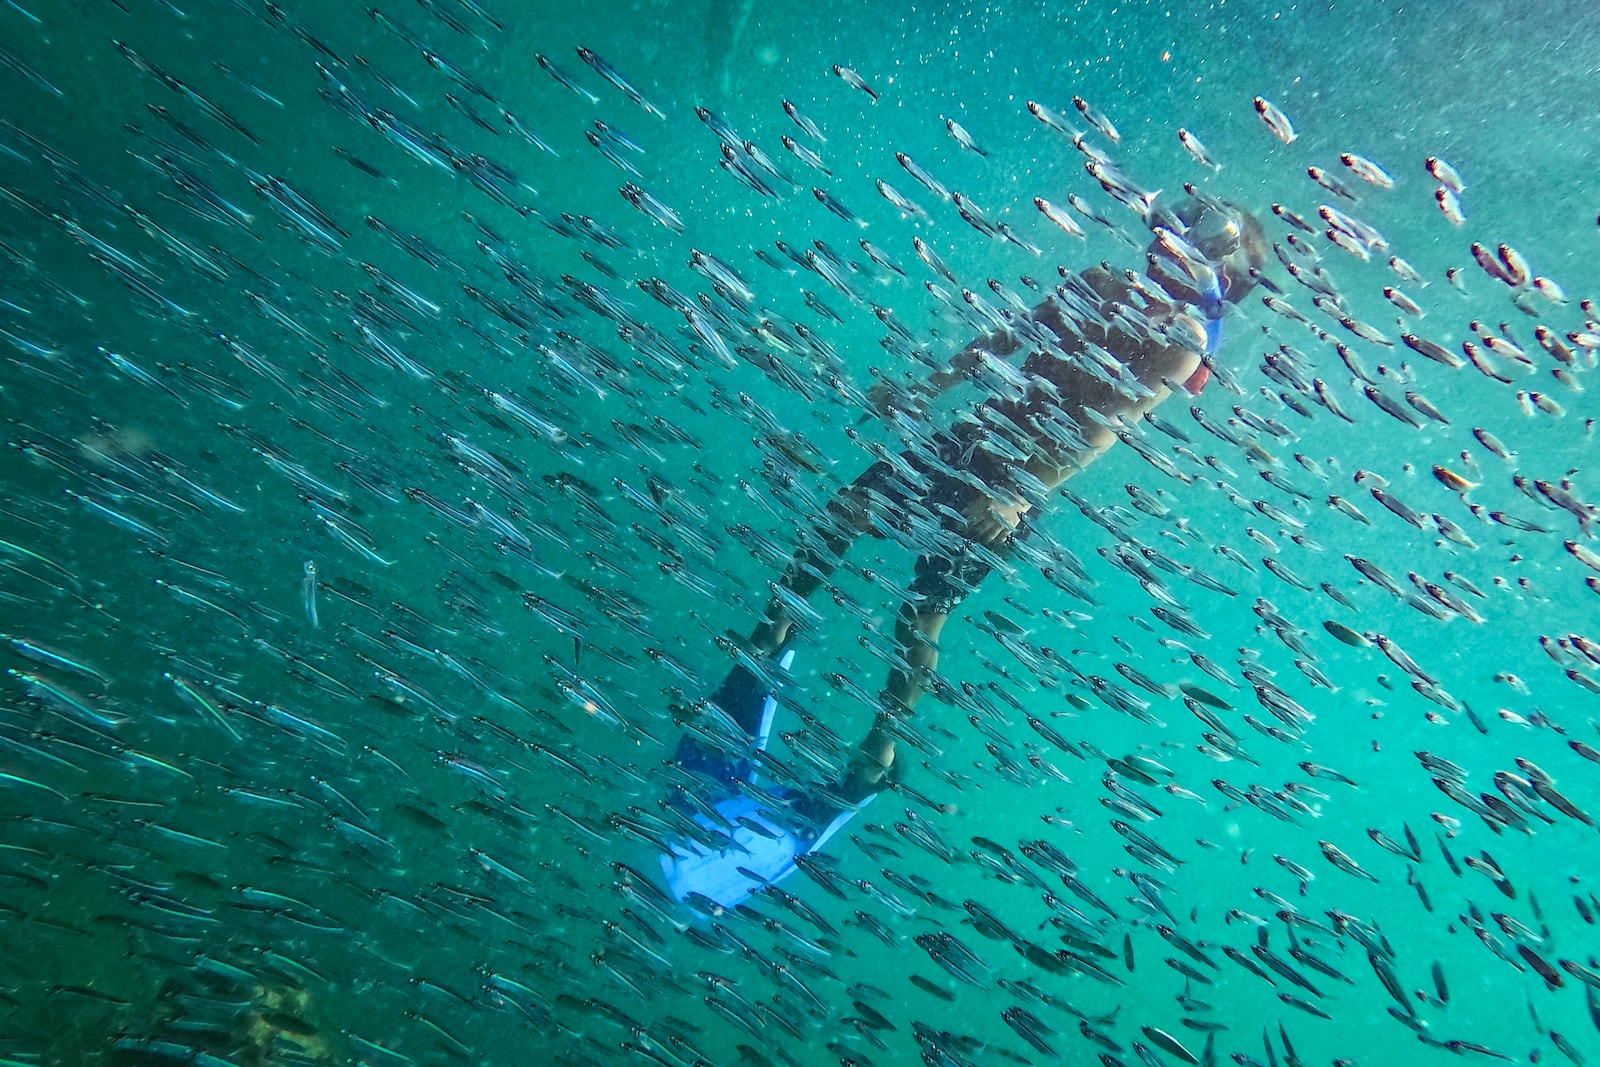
(1145, 192, 1268, 312)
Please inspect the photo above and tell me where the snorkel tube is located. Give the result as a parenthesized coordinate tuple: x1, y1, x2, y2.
(1145, 195, 1241, 379)
(1145, 192, 1241, 358)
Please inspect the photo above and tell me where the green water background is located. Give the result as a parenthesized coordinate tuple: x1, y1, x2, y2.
(1, 0, 1598, 1063)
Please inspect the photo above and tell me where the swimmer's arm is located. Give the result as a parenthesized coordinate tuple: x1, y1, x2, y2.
(874, 273, 1105, 413)
(921, 327, 1022, 397)
(868, 326, 1020, 416)
(1019, 363, 1189, 491)
(926, 276, 1110, 397)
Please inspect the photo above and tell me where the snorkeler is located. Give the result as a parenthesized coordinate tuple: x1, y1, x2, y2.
(661, 191, 1272, 909)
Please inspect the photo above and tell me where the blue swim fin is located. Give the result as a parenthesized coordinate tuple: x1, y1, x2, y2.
(660, 789, 871, 911)
(660, 646, 873, 911)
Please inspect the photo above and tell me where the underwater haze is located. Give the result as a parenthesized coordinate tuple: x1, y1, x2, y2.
(2, 0, 1599, 1064)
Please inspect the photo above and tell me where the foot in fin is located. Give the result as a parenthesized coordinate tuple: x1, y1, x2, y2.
(791, 749, 894, 829)
(663, 645, 888, 910)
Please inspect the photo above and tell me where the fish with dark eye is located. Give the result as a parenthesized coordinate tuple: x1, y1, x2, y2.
(1308, 378, 1354, 422)
(1361, 386, 1422, 427)
(781, 98, 825, 142)
(534, 52, 599, 102)
(1368, 486, 1427, 529)
(895, 151, 951, 201)
(831, 63, 878, 101)
(1319, 840, 1379, 882)
(1029, 196, 1086, 243)
(1366, 827, 1420, 861)
(1426, 155, 1466, 192)
(1002, 1006, 1057, 1055)
(1219, 944, 1274, 987)
(944, 116, 987, 156)
(1025, 98, 1078, 135)
(1469, 426, 1515, 460)
(960, 902, 1024, 940)
(1402, 331, 1466, 368)
(1072, 96, 1120, 142)
(1340, 152, 1393, 187)
(1278, 992, 1332, 1020)
(576, 47, 664, 117)
(914, 931, 988, 986)
(1177, 128, 1221, 171)
(1319, 621, 1368, 648)
(812, 186, 868, 228)
(778, 134, 830, 176)
(859, 238, 905, 276)
(1405, 391, 1450, 424)
(1436, 184, 1466, 224)
(876, 178, 924, 216)
(954, 192, 1002, 240)
(1518, 944, 1565, 990)
(619, 182, 683, 233)
(1308, 165, 1360, 203)
(1517, 761, 1594, 825)
(1253, 96, 1297, 143)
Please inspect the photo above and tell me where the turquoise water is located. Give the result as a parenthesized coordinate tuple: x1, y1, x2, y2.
(1, 0, 1598, 1063)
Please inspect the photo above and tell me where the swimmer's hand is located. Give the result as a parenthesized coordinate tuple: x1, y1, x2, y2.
(963, 494, 1030, 544)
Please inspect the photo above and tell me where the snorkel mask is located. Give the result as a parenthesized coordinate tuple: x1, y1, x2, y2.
(1144, 191, 1269, 361)
(1144, 192, 1241, 322)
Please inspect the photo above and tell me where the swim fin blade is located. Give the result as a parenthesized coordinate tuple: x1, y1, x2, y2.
(661, 646, 874, 910)
(659, 790, 871, 911)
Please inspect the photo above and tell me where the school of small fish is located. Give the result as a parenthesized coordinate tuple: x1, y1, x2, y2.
(1, 2, 1598, 1066)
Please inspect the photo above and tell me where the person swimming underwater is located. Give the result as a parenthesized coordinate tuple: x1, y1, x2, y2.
(660, 191, 1271, 911)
